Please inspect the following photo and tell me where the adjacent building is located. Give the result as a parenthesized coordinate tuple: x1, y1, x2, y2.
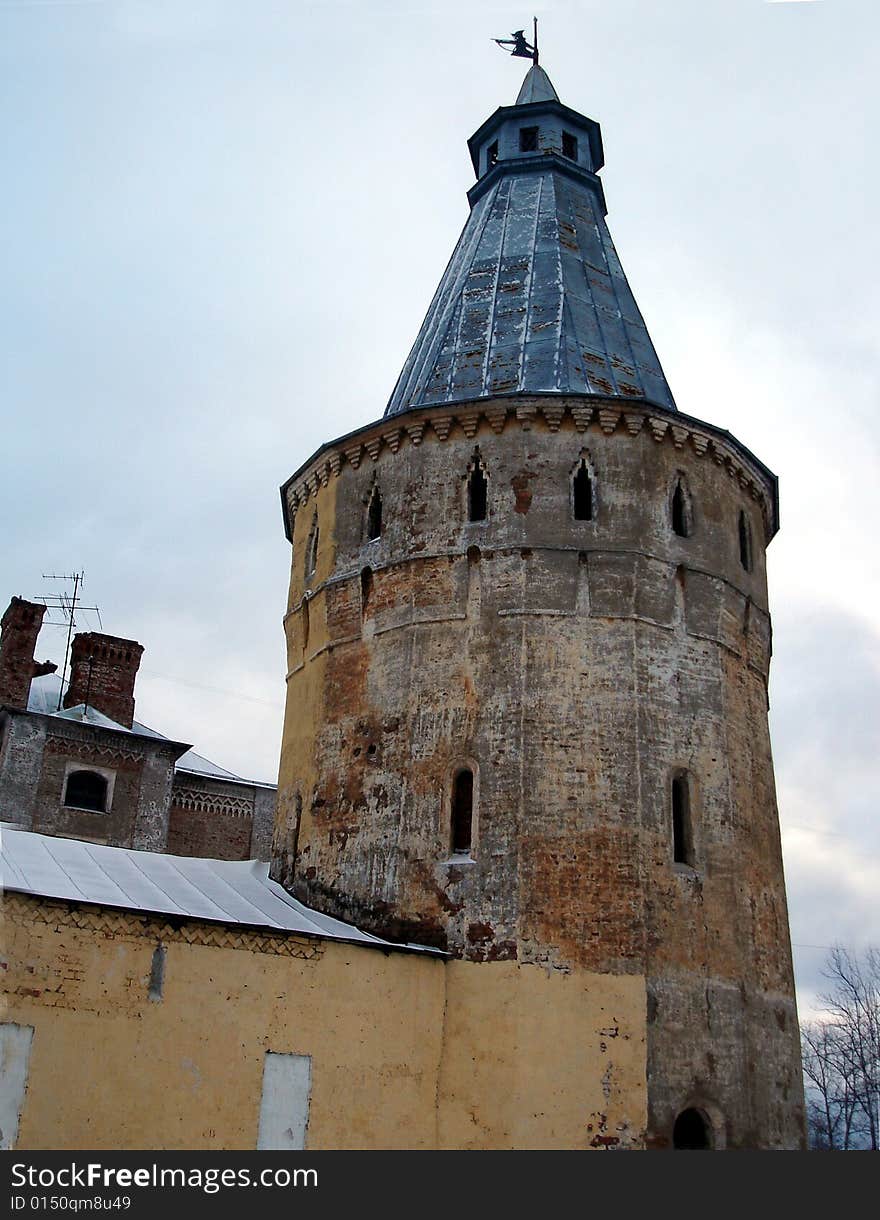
(0, 597, 275, 860)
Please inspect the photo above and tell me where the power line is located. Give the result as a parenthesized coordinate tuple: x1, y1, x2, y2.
(139, 668, 283, 710)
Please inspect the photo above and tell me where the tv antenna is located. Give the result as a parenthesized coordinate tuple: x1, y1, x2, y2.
(34, 571, 102, 711)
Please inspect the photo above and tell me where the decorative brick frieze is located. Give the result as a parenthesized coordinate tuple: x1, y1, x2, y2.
(282, 398, 777, 542)
(45, 734, 144, 767)
(2, 892, 323, 960)
(172, 787, 254, 818)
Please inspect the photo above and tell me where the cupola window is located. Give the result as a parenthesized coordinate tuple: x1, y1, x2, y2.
(562, 131, 578, 161)
(486, 140, 498, 170)
(64, 769, 108, 813)
(519, 126, 539, 152)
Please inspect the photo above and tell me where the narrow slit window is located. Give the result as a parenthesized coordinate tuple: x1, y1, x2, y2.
(360, 566, 373, 616)
(64, 770, 108, 813)
(468, 454, 488, 522)
(148, 944, 166, 1002)
(367, 487, 383, 540)
(519, 126, 538, 152)
(672, 771, 693, 866)
(562, 131, 578, 161)
(738, 510, 753, 572)
(573, 458, 593, 520)
(451, 768, 474, 854)
(301, 597, 310, 651)
(486, 140, 498, 170)
(671, 479, 691, 538)
(305, 520, 319, 580)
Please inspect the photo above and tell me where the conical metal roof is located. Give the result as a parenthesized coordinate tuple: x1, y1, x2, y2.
(515, 64, 559, 104)
(385, 67, 676, 418)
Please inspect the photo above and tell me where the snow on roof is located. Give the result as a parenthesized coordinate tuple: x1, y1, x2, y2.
(53, 704, 141, 733)
(175, 749, 248, 782)
(0, 825, 437, 954)
(26, 674, 172, 743)
(26, 672, 64, 716)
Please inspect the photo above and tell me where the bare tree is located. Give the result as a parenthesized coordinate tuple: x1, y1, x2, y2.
(802, 1018, 861, 1149)
(801, 945, 880, 1150)
(823, 946, 879, 1149)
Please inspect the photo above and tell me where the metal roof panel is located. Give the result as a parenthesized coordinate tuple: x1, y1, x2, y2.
(0, 826, 439, 952)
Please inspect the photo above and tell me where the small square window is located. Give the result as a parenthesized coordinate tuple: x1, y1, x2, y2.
(64, 769, 109, 813)
(562, 131, 578, 161)
(519, 127, 538, 152)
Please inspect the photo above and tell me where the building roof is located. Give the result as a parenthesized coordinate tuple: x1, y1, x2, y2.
(385, 65, 676, 418)
(26, 672, 274, 789)
(0, 825, 437, 953)
(51, 703, 157, 734)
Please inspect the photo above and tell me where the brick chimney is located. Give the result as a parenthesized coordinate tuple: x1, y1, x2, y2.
(0, 597, 55, 709)
(63, 632, 145, 729)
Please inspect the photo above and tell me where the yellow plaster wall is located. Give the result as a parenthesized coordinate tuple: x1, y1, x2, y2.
(2, 895, 646, 1150)
(439, 960, 646, 1150)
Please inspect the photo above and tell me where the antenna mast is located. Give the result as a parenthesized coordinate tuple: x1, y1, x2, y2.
(35, 571, 102, 710)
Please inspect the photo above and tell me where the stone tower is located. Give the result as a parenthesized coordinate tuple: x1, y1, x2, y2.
(273, 64, 806, 1149)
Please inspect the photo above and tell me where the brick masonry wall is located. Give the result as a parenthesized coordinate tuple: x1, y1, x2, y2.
(166, 804, 253, 860)
(19, 720, 176, 849)
(0, 599, 46, 710)
(64, 633, 144, 729)
(166, 775, 257, 860)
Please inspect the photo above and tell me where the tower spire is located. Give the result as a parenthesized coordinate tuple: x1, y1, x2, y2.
(385, 63, 676, 417)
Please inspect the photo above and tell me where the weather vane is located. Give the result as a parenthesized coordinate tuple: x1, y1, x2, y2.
(494, 17, 539, 66)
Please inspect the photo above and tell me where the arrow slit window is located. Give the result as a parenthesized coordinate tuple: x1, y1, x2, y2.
(671, 476, 693, 538)
(672, 771, 694, 866)
(451, 768, 474, 855)
(572, 455, 594, 521)
(467, 451, 489, 522)
(367, 486, 383, 541)
(305, 519, 319, 581)
(739, 510, 753, 572)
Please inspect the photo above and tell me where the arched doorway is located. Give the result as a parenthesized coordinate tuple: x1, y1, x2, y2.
(673, 1107, 712, 1150)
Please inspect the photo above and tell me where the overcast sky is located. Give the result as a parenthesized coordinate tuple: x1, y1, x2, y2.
(2, 0, 877, 1018)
